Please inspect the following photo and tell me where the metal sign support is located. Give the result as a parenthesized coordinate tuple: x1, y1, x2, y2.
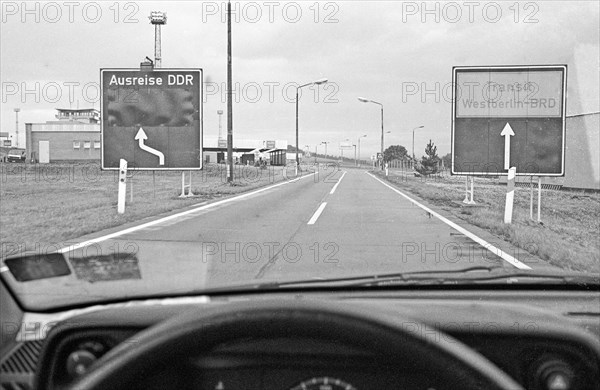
(126, 171, 134, 203)
(529, 176, 542, 222)
(463, 176, 475, 204)
(179, 171, 194, 197)
(530, 176, 534, 220)
(538, 176, 542, 223)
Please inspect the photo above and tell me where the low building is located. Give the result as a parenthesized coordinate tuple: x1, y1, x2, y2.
(202, 137, 288, 166)
(26, 108, 101, 163)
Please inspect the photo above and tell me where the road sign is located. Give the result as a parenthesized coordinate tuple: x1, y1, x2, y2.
(265, 140, 276, 149)
(377, 152, 383, 160)
(451, 65, 566, 176)
(3, 140, 11, 146)
(0, 132, 9, 138)
(101, 68, 203, 170)
(340, 141, 353, 149)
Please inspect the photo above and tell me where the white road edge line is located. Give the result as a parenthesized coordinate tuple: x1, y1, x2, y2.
(32, 172, 316, 256)
(329, 171, 347, 194)
(366, 172, 532, 270)
(307, 202, 328, 225)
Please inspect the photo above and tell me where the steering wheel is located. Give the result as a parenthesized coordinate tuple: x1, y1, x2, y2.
(70, 299, 523, 390)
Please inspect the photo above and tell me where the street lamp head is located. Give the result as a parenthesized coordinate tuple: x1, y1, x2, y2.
(357, 97, 369, 103)
(362, 134, 367, 138)
(314, 78, 328, 85)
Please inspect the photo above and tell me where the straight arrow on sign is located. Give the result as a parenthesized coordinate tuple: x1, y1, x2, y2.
(500, 123, 515, 170)
(135, 127, 165, 165)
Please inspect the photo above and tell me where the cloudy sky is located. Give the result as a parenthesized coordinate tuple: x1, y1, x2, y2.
(1, 1, 598, 157)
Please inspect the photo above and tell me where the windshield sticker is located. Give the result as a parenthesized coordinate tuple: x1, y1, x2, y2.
(69, 253, 141, 282)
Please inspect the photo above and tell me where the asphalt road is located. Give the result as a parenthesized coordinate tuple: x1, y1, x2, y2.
(89, 166, 548, 292)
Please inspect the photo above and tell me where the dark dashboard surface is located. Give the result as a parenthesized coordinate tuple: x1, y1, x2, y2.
(2, 289, 599, 390)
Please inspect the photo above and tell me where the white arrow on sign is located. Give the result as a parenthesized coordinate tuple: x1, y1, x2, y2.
(500, 122, 515, 170)
(135, 127, 165, 165)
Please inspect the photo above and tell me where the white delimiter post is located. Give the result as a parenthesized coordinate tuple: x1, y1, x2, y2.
(117, 159, 128, 214)
(504, 167, 516, 224)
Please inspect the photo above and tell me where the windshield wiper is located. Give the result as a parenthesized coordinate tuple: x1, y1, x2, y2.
(249, 266, 600, 289)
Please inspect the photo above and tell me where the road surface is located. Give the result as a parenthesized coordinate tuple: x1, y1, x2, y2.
(61, 167, 553, 294)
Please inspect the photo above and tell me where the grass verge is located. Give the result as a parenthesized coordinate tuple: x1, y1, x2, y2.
(374, 169, 600, 273)
(0, 162, 302, 250)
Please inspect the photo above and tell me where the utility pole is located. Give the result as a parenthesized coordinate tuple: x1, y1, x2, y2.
(227, 0, 233, 183)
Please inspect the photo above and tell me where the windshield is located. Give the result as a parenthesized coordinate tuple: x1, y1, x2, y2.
(1, 1, 598, 311)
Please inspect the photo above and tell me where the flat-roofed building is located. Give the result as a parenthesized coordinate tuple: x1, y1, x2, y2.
(26, 108, 101, 163)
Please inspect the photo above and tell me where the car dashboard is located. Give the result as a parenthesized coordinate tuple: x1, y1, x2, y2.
(1, 289, 599, 390)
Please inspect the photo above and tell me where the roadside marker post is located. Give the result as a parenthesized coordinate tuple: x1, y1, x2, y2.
(504, 167, 516, 224)
(117, 159, 127, 214)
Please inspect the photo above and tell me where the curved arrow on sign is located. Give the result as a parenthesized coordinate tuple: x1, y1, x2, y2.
(500, 123, 515, 170)
(135, 127, 165, 165)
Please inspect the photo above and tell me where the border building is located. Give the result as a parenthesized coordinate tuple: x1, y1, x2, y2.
(26, 108, 101, 163)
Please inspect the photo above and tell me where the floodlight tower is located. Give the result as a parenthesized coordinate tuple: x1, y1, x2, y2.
(149, 11, 167, 68)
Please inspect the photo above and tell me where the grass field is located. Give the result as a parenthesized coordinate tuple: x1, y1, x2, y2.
(0, 162, 306, 252)
(375, 169, 600, 273)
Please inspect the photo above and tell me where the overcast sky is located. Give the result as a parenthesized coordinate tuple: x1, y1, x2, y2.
(1, 1, 599, 157)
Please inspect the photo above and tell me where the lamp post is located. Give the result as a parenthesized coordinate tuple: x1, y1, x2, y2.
(296, 78, 328, 172)
(353, 144, 357, 166)
(412, 125, 425, 160)
(321, 141, 329, 158)
(217, 110, 223, 140)
(341, 138, 350, 161)
(358, 97, 383, 167)
(357, 134, 367, 167)
(14, 108, 20, 148)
